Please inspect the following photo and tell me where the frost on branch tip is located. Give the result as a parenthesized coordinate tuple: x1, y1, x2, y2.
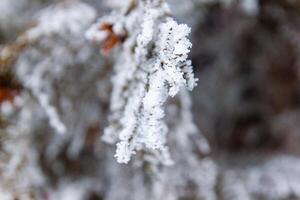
(87, 0, 198, 164)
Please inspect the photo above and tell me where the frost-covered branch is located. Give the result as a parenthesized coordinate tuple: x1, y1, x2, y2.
(87, 0, 198, 164)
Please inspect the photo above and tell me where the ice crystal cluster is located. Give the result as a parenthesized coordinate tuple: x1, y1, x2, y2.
(87, 0, 197, 164)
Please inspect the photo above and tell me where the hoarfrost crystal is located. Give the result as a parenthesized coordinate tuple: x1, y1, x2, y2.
(87, 0, 198, 164)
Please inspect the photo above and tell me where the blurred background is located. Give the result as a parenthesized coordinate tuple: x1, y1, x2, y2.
(1, 0, 300, 199)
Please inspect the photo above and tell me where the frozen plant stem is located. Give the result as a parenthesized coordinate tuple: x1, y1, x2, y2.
(87, 0, 198, 164)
